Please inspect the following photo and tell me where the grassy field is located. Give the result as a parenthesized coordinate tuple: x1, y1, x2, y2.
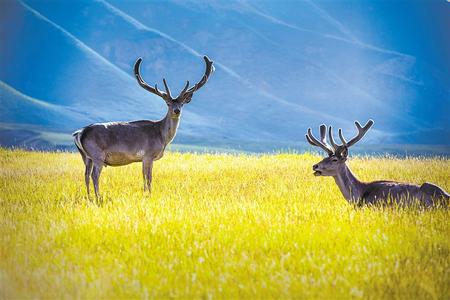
(0, 148, 449, 299)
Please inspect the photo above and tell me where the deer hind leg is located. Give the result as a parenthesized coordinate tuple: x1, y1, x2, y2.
(420, 182, 450, 207)
(76, 145, 91, 196)
(142, 159, 154, 194)
(85, 159, 93, 196)
(142, 161, 147, 192)
(91, 163, 104, 199)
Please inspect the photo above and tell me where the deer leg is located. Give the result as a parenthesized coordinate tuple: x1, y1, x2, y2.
(85, 159, 93, 196)
(142, 159, 154, 194)
(76, 146, 92, 196)
(420, 183, 450, 207)
(91, 163, 103, 199)
(142, 161, 147, 192)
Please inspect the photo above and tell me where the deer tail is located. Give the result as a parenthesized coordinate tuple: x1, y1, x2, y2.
(72, 128, 88, 157)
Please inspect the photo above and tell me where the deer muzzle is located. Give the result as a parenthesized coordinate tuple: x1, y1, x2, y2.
(313, 164, 322, 176)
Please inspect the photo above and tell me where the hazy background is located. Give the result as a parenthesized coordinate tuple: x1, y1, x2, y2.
(1, 0, 449, 155)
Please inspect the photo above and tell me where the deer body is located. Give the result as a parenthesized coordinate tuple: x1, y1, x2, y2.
(307, 120, 449, 208)
(75, 113, 179, 166)
(74, 56, 214, 198)
(328, 162, 449, 207)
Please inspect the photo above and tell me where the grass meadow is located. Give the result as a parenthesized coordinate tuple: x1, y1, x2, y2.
(0, 148, 449, 299)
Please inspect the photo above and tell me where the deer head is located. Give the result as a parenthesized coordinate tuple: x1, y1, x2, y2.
(134, 56, 214, 118)
(306, 120, 374, 176)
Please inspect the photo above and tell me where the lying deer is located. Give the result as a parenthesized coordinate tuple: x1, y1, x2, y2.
(73, 56, 214, 198)
(306, 120, 449, 207)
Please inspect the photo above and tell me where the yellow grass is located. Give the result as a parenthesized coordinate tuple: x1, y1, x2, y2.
(0, 148, 449, 299)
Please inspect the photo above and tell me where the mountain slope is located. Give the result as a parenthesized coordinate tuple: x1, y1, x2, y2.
(0, 0, 448, 152)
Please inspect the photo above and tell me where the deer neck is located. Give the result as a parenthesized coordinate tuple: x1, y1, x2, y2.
(333, 163, 365, 204)
(161, 109, 181, 146)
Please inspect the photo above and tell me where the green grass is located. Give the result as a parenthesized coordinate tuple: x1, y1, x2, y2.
(0, 148, 449, 299)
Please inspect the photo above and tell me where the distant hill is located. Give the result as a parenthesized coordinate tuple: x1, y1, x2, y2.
(0, 0, 448, 155)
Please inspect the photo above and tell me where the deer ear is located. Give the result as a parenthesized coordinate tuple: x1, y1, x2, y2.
(340, 147, 348, 159)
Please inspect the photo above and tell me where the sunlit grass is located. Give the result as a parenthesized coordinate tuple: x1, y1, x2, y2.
(0, 148, 449, 299)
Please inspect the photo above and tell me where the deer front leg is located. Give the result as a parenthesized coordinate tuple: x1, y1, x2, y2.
(142, 159, 154, 194)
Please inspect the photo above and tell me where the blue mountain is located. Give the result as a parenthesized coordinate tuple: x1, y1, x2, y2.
(0, 0, 449, 153)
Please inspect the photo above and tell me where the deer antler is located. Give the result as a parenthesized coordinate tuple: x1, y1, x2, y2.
(338, 120, 374, 147)
(183, 56, 215, 97)
(162, 78, 173, 100)
(175, 80, 190, 99)
(306, 124, 334, 156)
(134, 56, 214, 102)
(134, 58, 172, 101)
(307, 120, 374, 155)
(328, 126, 339, 150)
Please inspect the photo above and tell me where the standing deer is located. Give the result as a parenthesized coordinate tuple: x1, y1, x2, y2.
(306, 120, 449, 207)
(73, 56, 214, 198)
